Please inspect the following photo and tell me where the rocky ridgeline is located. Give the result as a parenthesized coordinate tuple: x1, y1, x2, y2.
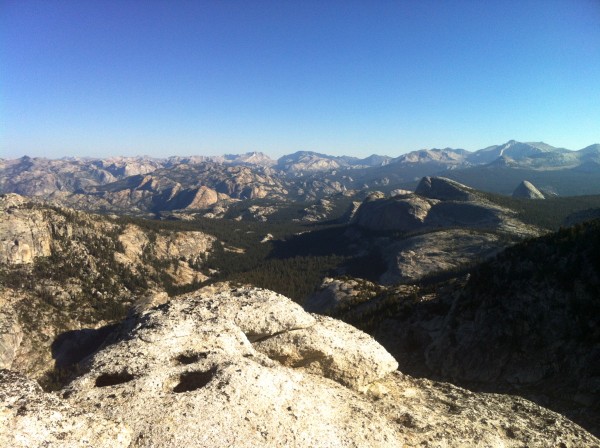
(64, 163, 290, 214)
(0, 194, 215, 379)
(5, 140, 600, 217)
(1, 285, 597, 447)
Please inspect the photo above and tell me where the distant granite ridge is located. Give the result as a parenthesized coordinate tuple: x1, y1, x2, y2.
(2, 139, 600, 215)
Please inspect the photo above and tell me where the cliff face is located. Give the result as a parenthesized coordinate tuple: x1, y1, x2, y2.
(2, 284, 596, 447)
(0, 194, 55, 264)
(0, 194, 215, 380)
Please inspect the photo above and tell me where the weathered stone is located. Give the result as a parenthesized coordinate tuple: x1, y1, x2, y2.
(254, 314, 398, 390)
(57, 285, 599, 447)
(0, 194, 53, 264)
(0, 369, 131, 448)
(304, 277, 379, 315)
(379, 229, 504, 284)
(352, 194, 435, 232)
(64, 287, 403, 447)
(0, 297, 23, 369)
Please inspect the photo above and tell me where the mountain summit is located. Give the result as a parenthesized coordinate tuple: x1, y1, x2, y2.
(512, 180, 545, 199)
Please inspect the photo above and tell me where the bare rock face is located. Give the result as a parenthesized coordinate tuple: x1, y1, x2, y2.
(0, 369, 131, 448)
(512, 180, 545, 199)
(379, 229, 505, 284)
(180, 185, 220, 209)
(351, 177, 540, 238)
(376, 373, 600, 448)
(301, 199, 334, 222)
(64, 286, 402, 447)
(277, 152, 343, 173)
(304, 277, 380, 315)
(0, 194, 54, 264)
(415, 176, 475, 201)
(254, 314, 398, 391)
(115, 223, 214, 286)
(0, 295, 23, 369)
(56, 285, 599, 447)
(352, 195, 435, 232)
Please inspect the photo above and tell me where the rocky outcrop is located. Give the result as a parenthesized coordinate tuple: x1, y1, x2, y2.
(254, 314, 397, 391)
(512, 180, 545, 199)
(415, 176, 474, 201)
(63, 286, 402, 447)
(0, 296, 23, 370)
(0, 198, 215, 380)
(352, 177, 540, 237)
(379, 229, 505, 284)
(102, 217, 214, 283)
(0, 282, 596, 445)
(0, 369, 131, 448)
(51, 285, 598, 446)
(352, 194, 435, 232)
(301, 199, 333, 222)
(169, 185, 220, 209)
(304, 277, 381, 315)
(0, 194, 54, 264)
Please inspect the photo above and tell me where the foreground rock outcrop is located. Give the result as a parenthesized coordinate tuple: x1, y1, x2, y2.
(1, 284, 584, 447)
(62, 285, 401, 447)
(0, 369, 131, 448)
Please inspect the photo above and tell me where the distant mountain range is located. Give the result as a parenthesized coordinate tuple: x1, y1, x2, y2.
(1, 140, 599, 215)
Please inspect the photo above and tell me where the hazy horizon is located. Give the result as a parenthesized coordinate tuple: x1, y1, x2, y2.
(3, 138, 600, 162)
(2, 1, 599, 159)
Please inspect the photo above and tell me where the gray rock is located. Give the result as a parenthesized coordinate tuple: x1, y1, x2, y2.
(55, 285, 599, 446)
(254, 314, 398, 391)
(352, 194, 435, 232)
(379, 229, 504, 284)
(304, 277, 379, 314)
(415, 176, 474, 201)
(0, 299, 23, 369)
(0, 369, 131, 448)
(351, 177, 540, 238)
(64, 286, 402, 447)
(512, 180, 545, 199)
(0, 194, 54, 264)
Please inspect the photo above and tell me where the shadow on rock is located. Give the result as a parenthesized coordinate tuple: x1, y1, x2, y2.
(40, 323, 120, 391)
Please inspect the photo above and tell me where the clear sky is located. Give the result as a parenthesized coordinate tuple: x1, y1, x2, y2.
(1, 0, 599, 159)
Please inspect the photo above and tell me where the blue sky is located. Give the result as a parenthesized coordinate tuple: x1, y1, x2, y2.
(1, 0, 599, 159)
